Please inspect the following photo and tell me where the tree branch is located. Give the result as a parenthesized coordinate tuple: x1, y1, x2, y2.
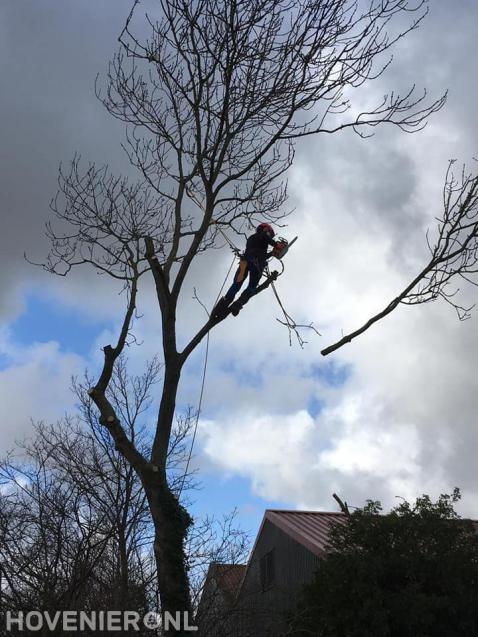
(87, 273, 151, 475)
(322, 161, 478, 356)
(180, 269, 280, 363)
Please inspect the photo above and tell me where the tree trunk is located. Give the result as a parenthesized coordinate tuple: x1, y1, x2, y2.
(152, 356, 181, 472)
(146, 481, 193, 635)
(118, 533, 129, 608)
(145, 347, 195, 633)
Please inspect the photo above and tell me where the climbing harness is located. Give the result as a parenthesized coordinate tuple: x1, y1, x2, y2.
(226, 235, 298, 318)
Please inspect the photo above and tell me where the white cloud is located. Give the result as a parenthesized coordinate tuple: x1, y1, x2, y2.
(0, 332, 85, 453)
(199, 410, 318, 501)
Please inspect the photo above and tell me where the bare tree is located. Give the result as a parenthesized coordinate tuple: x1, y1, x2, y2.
(0, 358, 247, 635)
(188, 510, 249, 609)
(0, 442, 113, 624)
(39, 0, 445, 627)
(322, 160, 478, 355)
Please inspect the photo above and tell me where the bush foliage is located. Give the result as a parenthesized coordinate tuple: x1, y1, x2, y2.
(289, 489, 478, 637)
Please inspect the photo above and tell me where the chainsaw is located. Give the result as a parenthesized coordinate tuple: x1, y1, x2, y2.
(271, 236, 298, 259)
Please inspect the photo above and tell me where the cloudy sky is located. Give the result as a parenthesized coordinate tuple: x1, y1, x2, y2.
(1, 0, 478, 535)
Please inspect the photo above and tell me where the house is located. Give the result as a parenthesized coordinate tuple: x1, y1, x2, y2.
(195, 563, 248, 636)
(196, 510, 345, 636)
(197, 507, 478, 636)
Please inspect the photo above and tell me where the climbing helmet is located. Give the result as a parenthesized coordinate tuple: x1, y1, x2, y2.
(257, 222, 275, 238)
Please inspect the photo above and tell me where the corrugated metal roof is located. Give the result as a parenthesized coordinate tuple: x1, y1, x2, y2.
(233, 510, 478, 603)
(263, 511, 478, 557)
(265, 510, 346, 556)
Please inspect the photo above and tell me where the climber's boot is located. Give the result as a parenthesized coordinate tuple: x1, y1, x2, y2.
(212, 296, 230, 319)
(229, 300, 243, 317)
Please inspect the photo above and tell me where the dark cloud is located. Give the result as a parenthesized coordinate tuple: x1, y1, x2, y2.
(0, 0, 131, 319)
(289, 0, 478, 268)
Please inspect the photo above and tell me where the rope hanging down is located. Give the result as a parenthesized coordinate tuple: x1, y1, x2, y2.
(177, 255, 236, 499)
(215, 224, 242, 256)
(177, 188, 317, 494)
(178, 252, 311, 497)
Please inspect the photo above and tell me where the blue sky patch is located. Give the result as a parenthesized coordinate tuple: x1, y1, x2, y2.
(0, 353, 11, 371)
(192, 472, 290, 537)
(220, 358, 264, 389)
(310, 360, 351, 387)
(307, 396, 323, 418)
(10, 292, 109, 356)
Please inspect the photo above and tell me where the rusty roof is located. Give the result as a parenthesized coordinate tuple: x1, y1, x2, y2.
(261, 510, 478, 557)
(207, 563, 247, 602)
(233, 510, 478, 603)
(264, 510, 346, 556)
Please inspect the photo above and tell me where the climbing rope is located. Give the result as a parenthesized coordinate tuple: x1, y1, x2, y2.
(177, 331, 210, 499)
(177, 186, 295, 494)
(177, 254, 236, 499)
(215, 223, 242, 257)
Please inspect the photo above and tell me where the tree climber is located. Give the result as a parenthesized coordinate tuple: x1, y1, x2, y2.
(213, 222, 279, 318)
